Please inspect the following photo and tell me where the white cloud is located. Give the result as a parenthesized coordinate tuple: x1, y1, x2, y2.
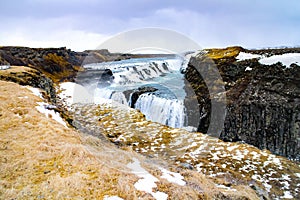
(0, 1, 299, 50)
(123, 8, 235, 48)
(0, 17, 109, 51)
(123, 7, 300, 49)
(0, 29, 108, 51)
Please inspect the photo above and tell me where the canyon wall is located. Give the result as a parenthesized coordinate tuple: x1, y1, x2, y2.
(185, 47, 300, 160)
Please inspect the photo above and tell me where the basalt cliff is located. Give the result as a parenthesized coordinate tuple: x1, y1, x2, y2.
(184, 46, 300, 160)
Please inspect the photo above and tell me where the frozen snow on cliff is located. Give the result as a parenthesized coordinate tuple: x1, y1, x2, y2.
(259, 53, 300, 67)
(236, 52, 300, 67)
(236, 52, 261, 60)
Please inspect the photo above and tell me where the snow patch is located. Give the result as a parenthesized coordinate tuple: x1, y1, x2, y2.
(127, 158, 168, 200)
(245, 67, 253, 71)
(27, 86, 67, 127)
(282, 174, 291, 181)
(250, 151, 260, 160)
(263, 182, 272, 192)
(281, 181, 290, 189)
(237, 52, 300, 67)
(215, 184, 237, 191)
(59, 82, 93, 106)
(0, 65, 10, 70)
(282, 191, 293, 199)
(104, 196, 124, 200)
(227, 145, 237, 152)
(27, 87, 43, 99)
(160, 168, 186, 186)
(259, 53, 300, 67)
(36, 102, 67, 127)
(232, 150, 244, 161)
(236, 52, 261, 61)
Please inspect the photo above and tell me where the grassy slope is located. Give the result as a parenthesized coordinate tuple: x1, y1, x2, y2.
(71, 102, 300, 199)
(0, 80, 259, 199)
(0, 80, 136, 199)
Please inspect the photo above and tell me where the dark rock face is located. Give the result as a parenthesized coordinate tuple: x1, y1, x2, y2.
(184, 47, 300, 160)
(0, 47, 146, 83)
(75, 68, 114, 88)
(0, 47, 84, 82)
(0, 67, 56, 102)
(98, 69, 114, 87)
(0, 46, 175, 83)
(128, 86, 158, 108)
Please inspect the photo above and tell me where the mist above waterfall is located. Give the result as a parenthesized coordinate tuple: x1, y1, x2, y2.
(77, 56, 195, 129)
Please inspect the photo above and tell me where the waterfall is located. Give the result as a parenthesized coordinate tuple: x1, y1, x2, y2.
(135, 93, 185, 128)
(94, 88, 128, 105)
(84, 57, 182, 85)
(111, 92, 127, 104)
(94, 88, 113, 99)
(81, 56, 190, 129)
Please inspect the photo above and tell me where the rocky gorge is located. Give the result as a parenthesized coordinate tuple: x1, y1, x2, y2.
(0, 46, 300, 199)
(184, 46, 300, 160)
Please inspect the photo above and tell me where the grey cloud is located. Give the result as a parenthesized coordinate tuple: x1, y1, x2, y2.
(0, 0, 299, 50)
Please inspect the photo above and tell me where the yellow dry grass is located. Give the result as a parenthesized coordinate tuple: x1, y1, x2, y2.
(0, 80, 141, 199)
(205, 46, 243, 60)
(0, 66, 33, 74)
(0, 80, 260, 199)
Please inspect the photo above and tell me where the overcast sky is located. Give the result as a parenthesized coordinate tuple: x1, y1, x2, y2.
(0, 0, 299, 51)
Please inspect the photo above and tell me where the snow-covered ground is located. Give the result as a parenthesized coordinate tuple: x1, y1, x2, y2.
(103, 196, 124, 200)
(0, 65, 10, 70)
(27, 86, 67, 127)
(160, 167, 186, 186)
(35, 102, 67, 127)
(126, 158, 186, 200)
(127, 158, 168, 200)
(59, 82, 93, 106)
(259, 53, 300, 66)
(236, 52, 300, 68)
(27, 87, 43, 99)
(236, 52, 261, 60)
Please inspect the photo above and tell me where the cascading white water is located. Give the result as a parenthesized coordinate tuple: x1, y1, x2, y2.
(84, 57, 184, 85)
(111, 92, 127, 104)
(135, 93, 185, 128)
(94, 88, 128, 105)
(83, 56, 189, 128)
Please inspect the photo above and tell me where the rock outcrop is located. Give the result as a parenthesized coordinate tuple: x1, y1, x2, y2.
(68, 101, 300, 199)
(184, 47, 300, 160)
(0, 47, 83, 82)
(0, 66, 56, 102)
(0, 46, 175, 83)
(128, 86, 158, 108)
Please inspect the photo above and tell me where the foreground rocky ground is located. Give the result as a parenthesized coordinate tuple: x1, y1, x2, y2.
(66, 96, 300, 199)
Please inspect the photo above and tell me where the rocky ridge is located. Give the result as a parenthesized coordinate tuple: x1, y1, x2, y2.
(0, 46, 174, 83)
(184, 46, 300, 160)
(63, 96, 300, 199)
